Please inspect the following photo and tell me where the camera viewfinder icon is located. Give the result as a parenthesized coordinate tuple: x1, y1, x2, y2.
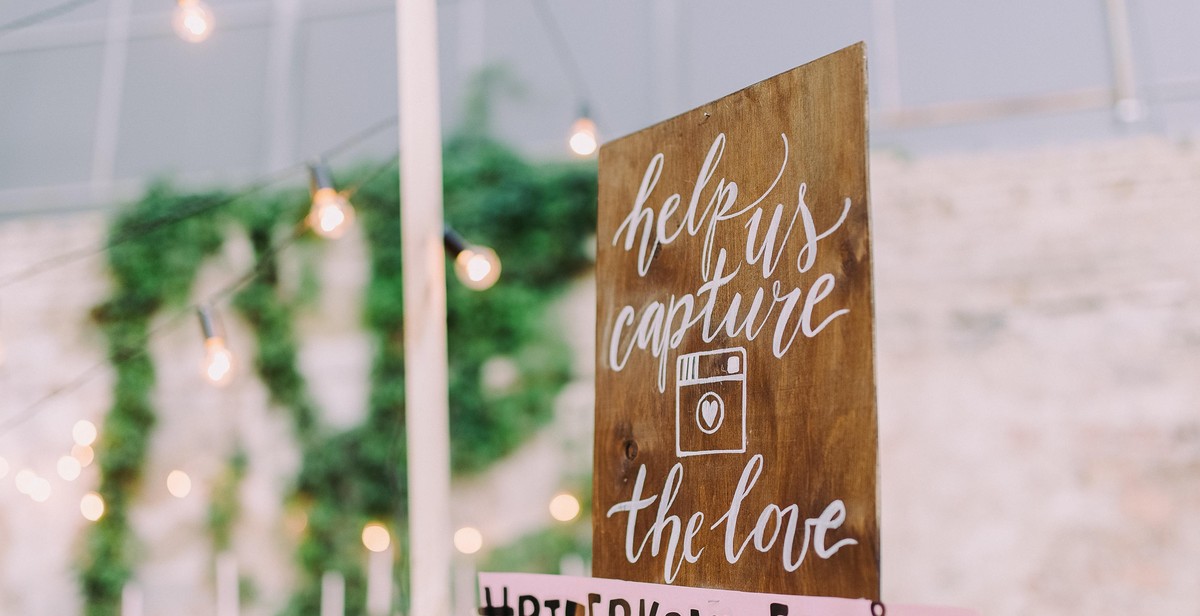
(675, 347, 747, 457)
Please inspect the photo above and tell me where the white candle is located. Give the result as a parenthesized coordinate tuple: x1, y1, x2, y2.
(120, 582, 142, 616)
(321, 571, 345, 616)
(454, 557, 476, 616)
(367, 545, 393, 616)
(216, 552, 239, 616)
(559, 553, 586, 577)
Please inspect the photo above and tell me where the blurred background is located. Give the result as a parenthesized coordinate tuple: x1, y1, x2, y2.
(0, 0, 1198, 615)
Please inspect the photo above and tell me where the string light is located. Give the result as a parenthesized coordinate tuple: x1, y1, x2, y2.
(443, 227, 502, 291)
(0, 144, 399, 443)
(568, 106, 598, 157)
(0, 157, 398, 439)
(0, 0, 99, 35)
(548, 492, 581, 522)
(197, 305, 234, 387)
(307, 161, 356, 239)
(0, 117, 398, 293)
(173, 0, 214, 43)
(29, 477, 51, 502)
(529, 0, 601, 157)
(285, 509, 308, 536)
(453, 526, 483, 554)
(14, 469, 36, 494)
(73, 419, 98, 446)
(362, 522, 391, 553)
(57, 455, 82, 481)
(166, 470, 192, 498)
(81, 492, 105, 521)
(72, 444, 95, 467)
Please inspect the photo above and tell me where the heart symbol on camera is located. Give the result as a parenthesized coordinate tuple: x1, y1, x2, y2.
(700, 398, 719, 429)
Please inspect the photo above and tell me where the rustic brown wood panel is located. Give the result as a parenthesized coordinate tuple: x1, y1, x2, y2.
(593, 43, 878, 600)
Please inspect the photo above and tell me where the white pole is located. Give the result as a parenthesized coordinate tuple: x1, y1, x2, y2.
(397, 2, 453, 616)
(264, 0, 301, 170)
(1104, 0, 1145, 123)
(453, 556, 476, 616)
(651, 0, 680, 118)
(559, 553, 586, 577)
(870, 0, 902, 113)
(457, 0, 485, 74)
(321, 571, 345, 616)
(366, 546, 393, 616)
(91, 0, 133, 201)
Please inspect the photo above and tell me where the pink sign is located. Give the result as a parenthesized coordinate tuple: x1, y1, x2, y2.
(477, 573, 977, 616)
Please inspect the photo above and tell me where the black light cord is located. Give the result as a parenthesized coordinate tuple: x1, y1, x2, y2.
(0, 152, 399, 439)
(0, 165, 299, 290)
(529, 0, 595, 112)
(0, 225, 302, 439)
(0, 114, 398, 291)
(0, 0, 100, 37)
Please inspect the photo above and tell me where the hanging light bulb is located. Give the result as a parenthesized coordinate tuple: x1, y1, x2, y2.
(29, 477, 52, 502)
(14, 469, 37, 494)
(443, 227, 501, 291)
(81, 492, 106, 521)
(197, 305, 234, 387)
(58, 456, 82, 481)
(73, 420, 98, 447)
(568, 105, 598, 157)
(453, 526, 483, 555)
(167, 470, 192, 498)
(307, 161, 355, 239)
(72, 444, 95, 467)
(203, 337, 233, 385)
(173, 0, 215, 43)
(455, 246, 501, 290)
(548, 492, 582, 522)
(361, 522, 391, 553)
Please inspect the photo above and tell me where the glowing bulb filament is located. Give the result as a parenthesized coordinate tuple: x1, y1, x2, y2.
(173, 0, 214, 43)
(465, 252, 492, 281)
(203, 336, 234, 386)
(308, 188, 355, 239)
(454, 246, 501, 290)
(568, 117, 598, 156)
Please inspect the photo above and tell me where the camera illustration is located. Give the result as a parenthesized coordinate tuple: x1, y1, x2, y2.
(675, 347, 747, 457)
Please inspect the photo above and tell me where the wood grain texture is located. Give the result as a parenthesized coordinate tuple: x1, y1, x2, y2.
(593, 43, 878, 600)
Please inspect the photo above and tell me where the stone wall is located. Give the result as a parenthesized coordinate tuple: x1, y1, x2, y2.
(0, 135, 1197, 614)
(870, 137, 1200, 612)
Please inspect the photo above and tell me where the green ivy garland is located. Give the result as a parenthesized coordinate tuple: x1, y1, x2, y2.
(229, 189, 327, 444)
(84, 132, 596, 615)
(86, 186, 229, 615)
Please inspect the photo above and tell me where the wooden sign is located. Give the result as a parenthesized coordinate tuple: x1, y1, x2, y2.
(593, 44, 878, 599)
